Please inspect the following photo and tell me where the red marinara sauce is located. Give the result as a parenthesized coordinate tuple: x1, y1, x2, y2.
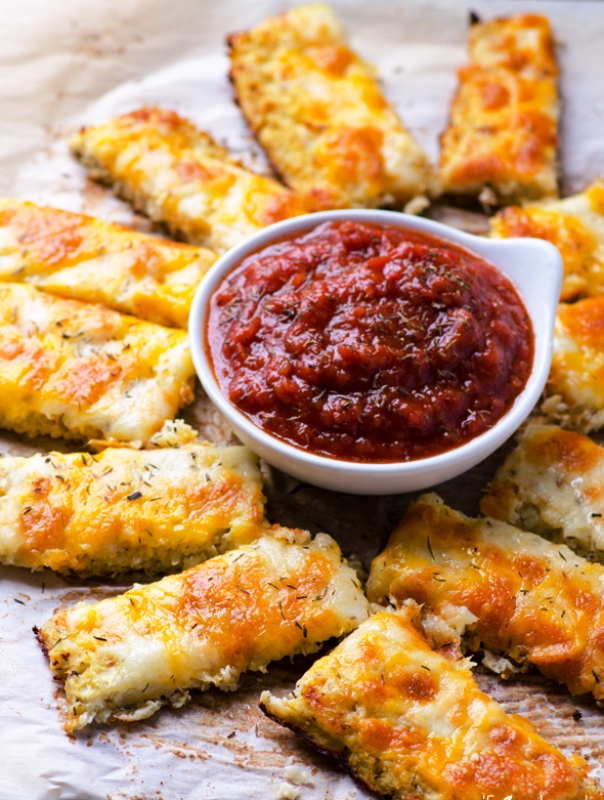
(206, 221, 534, 463)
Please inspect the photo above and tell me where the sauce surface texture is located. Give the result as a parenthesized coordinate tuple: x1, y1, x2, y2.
(207, 221, 533, 462)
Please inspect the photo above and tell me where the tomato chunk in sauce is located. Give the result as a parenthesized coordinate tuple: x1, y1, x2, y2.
(206, 220, 533, 462)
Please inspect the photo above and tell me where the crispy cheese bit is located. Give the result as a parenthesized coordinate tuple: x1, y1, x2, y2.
(228, 3, 437, 211)
(0, 442, 265, 575)
(541, 297, 604, 431)
(260, 610, 596, 800)
(0, 199, 216, 328)
(482, 422, 604, 562)
(440, 13, 559, 203)
(367, 493, 604, 705)
(70, 106, 307, 254)
(0, 283, 194, 444)
(490, 181, 604, 302)
(36, 526, 370, 732)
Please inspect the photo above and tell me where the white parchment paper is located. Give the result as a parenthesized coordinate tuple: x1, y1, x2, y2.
(1, 2, 604, 799)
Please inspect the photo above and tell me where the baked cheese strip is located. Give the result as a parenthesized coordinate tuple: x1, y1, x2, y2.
(260, 609, 597, 800)
(367, 493, 604, 703)
(482, 423, 604, 562)
(0, 283, 194, 444)
(542, 297, 604, 431)
(70, 106, 307, 253)
(36, 526, 370, 732)
(440, 13, 559, 203)
(491, 180, 604, 301)
(228, 3, 437, 210)
(0, 441, 264, 575)
(0, 199, 216, 328)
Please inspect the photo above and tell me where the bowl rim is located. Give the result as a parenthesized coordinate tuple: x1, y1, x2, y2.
(189, 208, 562, 479)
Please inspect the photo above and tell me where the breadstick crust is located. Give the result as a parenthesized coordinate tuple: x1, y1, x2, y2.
(0, 442, 265, 575)
(36, 527, 370, 732)
(228, 3, 438, 210)
(261, 610, 599, 800)
(70, 106, 308, 253)
(368, 493, 604, 704)
(440, 13, 559, 203)
(0, 283, 194, 444)
(0, 199, 217, 328)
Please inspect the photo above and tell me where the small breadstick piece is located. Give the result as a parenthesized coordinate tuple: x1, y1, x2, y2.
(543, 296, 604, 431)
(261, 609, 597, 800)
(70, 106, 307, 253)
(36, 526, 370, 732)
(0, 283, 194, 444)
(228, 3, 437, 210)
(490, 180, 604, 301)
(482, 422, 604, 561)
(440, 13, 559, 203)
(0, 199, 216, 328)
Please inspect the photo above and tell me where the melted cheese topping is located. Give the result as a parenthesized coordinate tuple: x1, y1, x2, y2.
(70, 107, 308, 253)
(483, 422, 604, 561)
(228, 3, 437, 210)
(0, 199, 216, 328)
(37, 527, 370, 732)
(0, 284, 194, 443)
(367, 493, 604, 704)
(261, 610, 593, 800)
(490, 181, 604, 301)
(440, 14, 559, 202)
(0, 441, 265, 575)
(544, 297, 604, 428)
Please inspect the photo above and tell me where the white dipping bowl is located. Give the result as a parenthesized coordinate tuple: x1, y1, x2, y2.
(189, 210, 562, 495)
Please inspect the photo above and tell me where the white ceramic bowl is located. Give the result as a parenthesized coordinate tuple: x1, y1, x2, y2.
(189, 210, 562, 495)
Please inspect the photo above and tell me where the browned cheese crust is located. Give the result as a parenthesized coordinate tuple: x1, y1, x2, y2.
(228, 3, 437, 210)
(70, 106, 308, 253)
(261, 609, 598, 800)
(440, 13, 559, 203)
(367, 493, 604, 704)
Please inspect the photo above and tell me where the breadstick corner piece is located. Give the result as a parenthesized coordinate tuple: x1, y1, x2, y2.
(541, 296, 604, 432)
(260, 609, 598, 800)
(440, 13, 559, 203)
(482, 421, 604, 563)
(490, 180, 604, 302)
(70, 106, 307, 253)
(228, 2, 438, 210)
(36, 526, 370, 732)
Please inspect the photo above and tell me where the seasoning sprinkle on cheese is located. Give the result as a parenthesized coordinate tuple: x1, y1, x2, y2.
(36, 526, 370, 731)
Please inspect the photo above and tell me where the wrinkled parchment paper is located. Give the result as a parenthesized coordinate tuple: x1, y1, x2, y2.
(2, 2, 604, 798)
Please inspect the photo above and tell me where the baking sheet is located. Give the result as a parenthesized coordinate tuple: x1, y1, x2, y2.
(2, 2, 604, 798)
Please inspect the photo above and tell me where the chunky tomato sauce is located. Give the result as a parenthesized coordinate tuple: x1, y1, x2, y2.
(206, 221, 533, 462)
